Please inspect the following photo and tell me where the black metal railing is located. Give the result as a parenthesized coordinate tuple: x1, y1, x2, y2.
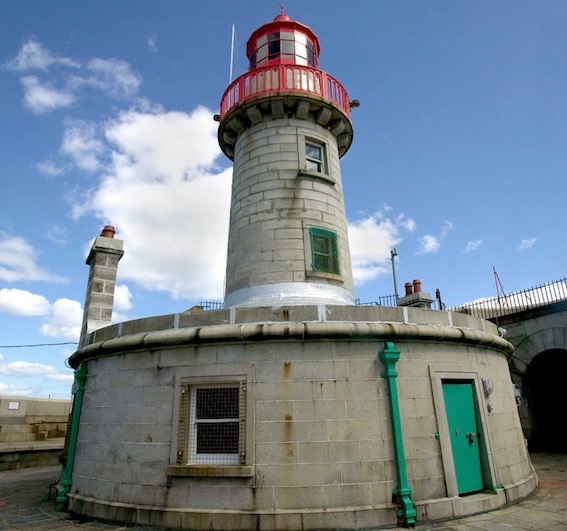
(355, 295, 398, 307)
(196, 301, 225, 311)
(197, 295, 399, 311)
(449, 277, 567, 320)
(196, 278, 567, 320)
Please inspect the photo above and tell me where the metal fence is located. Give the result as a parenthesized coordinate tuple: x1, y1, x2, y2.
(197, 295, 399, 311)
(449, 277, 567, 320)
(355, 295, 398, 307)
(196, 301, 225, 311)
(197, 278, 567, 321)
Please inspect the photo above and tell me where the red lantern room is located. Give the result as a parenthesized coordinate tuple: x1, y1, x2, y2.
(246, 10, 320, 69)
(217, 9, 354, 160)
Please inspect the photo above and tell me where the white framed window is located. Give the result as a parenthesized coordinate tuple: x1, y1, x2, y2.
(177, 379, 247, 466)
(189, 384, 240, 464)
(305, 140, 325, 173)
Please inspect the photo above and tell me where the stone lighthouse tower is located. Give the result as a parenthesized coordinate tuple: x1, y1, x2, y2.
(218, 9, 356, 307)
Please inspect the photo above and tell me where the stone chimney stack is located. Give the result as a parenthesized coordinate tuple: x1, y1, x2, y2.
(79, 226, 124, 345)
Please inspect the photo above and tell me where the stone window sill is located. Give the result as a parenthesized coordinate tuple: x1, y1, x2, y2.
(166, 465, 254, 478)
(305, 270, 344, 282)
(297, 170, 335, 185)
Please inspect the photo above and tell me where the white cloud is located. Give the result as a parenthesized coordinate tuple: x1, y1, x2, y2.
(0, 381, 35, 397)
(464, 240, 483, 252)
(72, 105, 231, 300)
(104, 106, 220, 181)
(147, 35, 158, 53)
(3, 37, 79, 72)
(348, 211, 412, 284)
(417, 220, 454, 255)
(417, 234, 440, 254)
(518, 237, 536, 251)
(36, 159, 65, 176)
(0, 288, 50, 316)
(114, 284, 133, 312)
(0, 286, 82, 341)
(6, 39, 140, 115)
(43, 224, 69, 245)
(441, 220, 455, 238)
(398, 215, 416, 233)
(70, 58, 141, 98)
(39, 298, 82, 341)
(21, 75, 75, 113)
(0, 361, 73, 383)
(0, 235, 66, 283)
(60, 119, 104, 172)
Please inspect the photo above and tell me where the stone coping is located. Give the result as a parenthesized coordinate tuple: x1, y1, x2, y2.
(69, 305, 513, 368)
(0, 437, 65, 454)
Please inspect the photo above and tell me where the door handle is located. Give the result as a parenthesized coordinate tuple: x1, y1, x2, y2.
(466, 432, 479, 444)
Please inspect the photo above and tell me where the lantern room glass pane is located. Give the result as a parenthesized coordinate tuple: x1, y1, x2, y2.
(307, 42, 316, 66)
(268, 32, 280, 58)
(257, 43, 267, 63)
(282, 39, 294, 54)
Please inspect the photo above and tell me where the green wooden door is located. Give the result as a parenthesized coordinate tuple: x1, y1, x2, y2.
(443, 381, 484, 494)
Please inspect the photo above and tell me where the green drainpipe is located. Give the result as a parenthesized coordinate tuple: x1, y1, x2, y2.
(55, 362, 87, 511)
(379, 341, 417, 527)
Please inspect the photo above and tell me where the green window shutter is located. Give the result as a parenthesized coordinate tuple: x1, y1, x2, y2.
(310, 227, 339, 275)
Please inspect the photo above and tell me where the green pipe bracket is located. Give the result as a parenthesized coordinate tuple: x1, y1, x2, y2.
(379, 341, 417, 527)
(55, 362, 87, 511)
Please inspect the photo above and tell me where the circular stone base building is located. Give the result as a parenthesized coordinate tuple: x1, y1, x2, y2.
(61, 304, 536, 530)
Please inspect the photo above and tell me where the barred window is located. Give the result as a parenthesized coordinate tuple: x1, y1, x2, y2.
(178, 381, 246, 466)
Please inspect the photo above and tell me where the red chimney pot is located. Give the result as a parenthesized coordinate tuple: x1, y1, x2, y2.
(100, 226, 115, 238)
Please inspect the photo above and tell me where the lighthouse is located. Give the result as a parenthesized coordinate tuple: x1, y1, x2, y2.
(218, 9, 356, 307)
(63, 9, 536, 531)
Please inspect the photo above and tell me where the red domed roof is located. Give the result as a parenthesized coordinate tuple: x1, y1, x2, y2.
(274, 11, 291, 22)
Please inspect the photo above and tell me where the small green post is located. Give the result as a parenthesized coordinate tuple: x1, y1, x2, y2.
(55, 362, 87, 511)
(379, 341, 417, 527)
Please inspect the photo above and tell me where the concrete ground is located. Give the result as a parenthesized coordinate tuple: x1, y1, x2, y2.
(0, 453, 565, 530)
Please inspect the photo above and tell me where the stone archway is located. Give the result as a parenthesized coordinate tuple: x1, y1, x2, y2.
(525, 348, 567, 452)
(508, 326, 567, 451)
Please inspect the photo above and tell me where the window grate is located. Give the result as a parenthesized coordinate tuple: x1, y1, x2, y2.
(183, 382, 246, 465)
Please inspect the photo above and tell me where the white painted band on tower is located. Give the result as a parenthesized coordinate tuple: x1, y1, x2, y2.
(224, 281, 356, 308)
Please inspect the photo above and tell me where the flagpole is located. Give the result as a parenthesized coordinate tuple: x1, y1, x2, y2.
(229, 24, 235, 82)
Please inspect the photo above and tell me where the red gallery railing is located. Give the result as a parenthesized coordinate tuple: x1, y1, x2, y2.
(220, 65, 350, 120)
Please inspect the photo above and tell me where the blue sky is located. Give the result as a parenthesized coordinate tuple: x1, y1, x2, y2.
(1, 0, 565, 398)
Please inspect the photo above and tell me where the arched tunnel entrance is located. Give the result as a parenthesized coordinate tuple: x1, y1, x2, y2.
(525, 348, 567, 453)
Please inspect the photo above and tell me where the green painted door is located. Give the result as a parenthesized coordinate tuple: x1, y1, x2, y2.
(443, 381, 484, 494)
